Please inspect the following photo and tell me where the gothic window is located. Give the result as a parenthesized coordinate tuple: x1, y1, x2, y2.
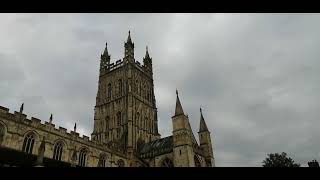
(105, 116, 109, 131)
(135, 80, 139, 93)
(135, 112, 140, 127)
(22, 133, 35, 154)
(141, 118, 144, 129)
(98, 154, 107, 167)
(0, 123, 5, 145)
(53, 141, 63, 161)
(117, 159, 125, 167)
(107, 83, 112, 98)
(194, 155, 201, 167)
(118, 79, 122, 95)
(117, 112, 121, 126)
(161, 158, 173, 167)
(151, 121, 153, 134)
(78, 148, 88, 167)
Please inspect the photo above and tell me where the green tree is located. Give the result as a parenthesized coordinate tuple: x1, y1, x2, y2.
(262, 152, 300, 167)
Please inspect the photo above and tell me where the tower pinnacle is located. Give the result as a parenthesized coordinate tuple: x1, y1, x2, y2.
(174, 90, 184, 116)
(199, 107, 209, 132)
(145, 46, 150, 58)
(127, 30, 132, 44)
(103, 42, 109, 56)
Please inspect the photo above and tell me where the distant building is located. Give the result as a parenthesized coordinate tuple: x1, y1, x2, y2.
(0, 32, 215, 167)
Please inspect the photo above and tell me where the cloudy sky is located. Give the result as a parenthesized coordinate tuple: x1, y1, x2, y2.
(1, 13, 320, 167)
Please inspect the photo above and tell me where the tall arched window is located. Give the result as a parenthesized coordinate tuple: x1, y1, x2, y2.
(0, 123, 5, 145)
(117, 129, 120, 139)
(136, 112, 140, 127)
(145, 117, 148, 130)
(105, 116, 109, 131)
(53, 141, 63, 161)
(136, 80, 140, 94)
(22, 133, 35, 154)
(118, 79, 122, 95)
(117, 112, 121, 126)
(161, 158, 174, 167)
(78, 148, 88, 167)
(117, 159, 125, 167)
(98, 154, 107, 167)
(107, 83, 112, 98)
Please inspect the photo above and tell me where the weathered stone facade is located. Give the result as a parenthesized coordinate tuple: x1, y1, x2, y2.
(0, 32, 215, 167)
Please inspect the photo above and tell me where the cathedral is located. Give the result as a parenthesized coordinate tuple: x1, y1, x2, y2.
(0, 32, 215, 167)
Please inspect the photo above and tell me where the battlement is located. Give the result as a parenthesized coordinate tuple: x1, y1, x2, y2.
(0, 106, 9, 113)
(31, 117, 41, 124)
(45, 121, 55, 128)
(58, 126, 67, 133)
(107, 59, 124, 72)
(0, 104, 99, 146)
(13, 111, 27, 119)
(82, 135, 90, 141)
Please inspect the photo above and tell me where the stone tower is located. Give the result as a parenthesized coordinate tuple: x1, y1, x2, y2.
(92, 31, 160, 156)
(172, 91, 196, 167)
(198, 108, 215, 167)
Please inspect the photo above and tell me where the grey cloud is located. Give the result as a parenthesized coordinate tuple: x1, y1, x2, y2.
(1, 13, 319, 166)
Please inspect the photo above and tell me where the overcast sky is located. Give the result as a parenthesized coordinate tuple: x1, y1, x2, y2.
(1, 13, 319, 167)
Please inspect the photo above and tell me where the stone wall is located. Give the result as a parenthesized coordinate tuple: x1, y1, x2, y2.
(0, 105, 133, 167)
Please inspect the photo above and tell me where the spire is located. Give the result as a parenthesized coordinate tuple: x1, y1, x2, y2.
(174, 90, 184, 116)
(127, 30, 132, 44)
(145, 46, 150, 59)
(199, 107, 209, 132)
(103, 42, 109, 56)
(124, 31, 134, 58)
(19, 103, 24, 113)
(49, 114, 53, 123)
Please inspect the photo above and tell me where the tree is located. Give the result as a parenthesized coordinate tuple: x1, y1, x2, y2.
(262, 152, 300, 167)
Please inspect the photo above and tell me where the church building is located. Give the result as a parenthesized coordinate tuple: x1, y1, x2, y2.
(0, 32, 215, 167)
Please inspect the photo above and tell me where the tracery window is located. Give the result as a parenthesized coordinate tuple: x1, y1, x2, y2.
(53, 141, 63, 161)
(118, 79, 122, 95)
(105, 116, 110, 131)
(117, 112, 121, 126)
(22, 133, 35, 154)
(98, 154, 107, 167)
(107, 83, 112, 98)
(78, 148, 88, 167)
(136, 112, 140, 127)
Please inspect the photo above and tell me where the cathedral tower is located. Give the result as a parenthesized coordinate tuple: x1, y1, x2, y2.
(172, 91, 196, 167)
(92, 32, 160, 156)
(198, 108, 215, 167)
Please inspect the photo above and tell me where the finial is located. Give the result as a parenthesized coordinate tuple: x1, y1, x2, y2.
(49, 114, 53, 123)
(176, 89, 178, 96)
(200, 106, 202, 113)
(105, 42, 107, 46)
(126, 30, 133, 44)
(74, 123, 77, 132)
(146, 46, 148, 52)
(20, 103, 24, 113)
